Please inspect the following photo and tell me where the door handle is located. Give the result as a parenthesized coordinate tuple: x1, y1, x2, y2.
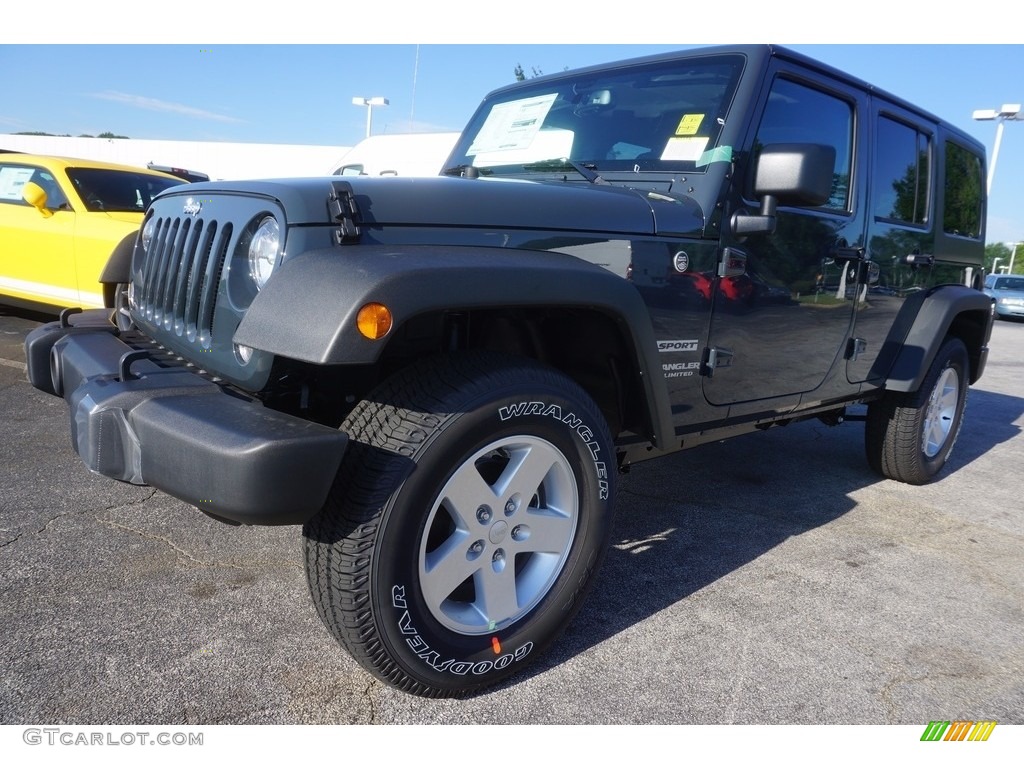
(833, 246, 865, 261)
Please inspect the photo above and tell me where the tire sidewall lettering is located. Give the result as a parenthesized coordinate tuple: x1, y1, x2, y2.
(498, 399, 610, 501)
(390, 586, 535, 677)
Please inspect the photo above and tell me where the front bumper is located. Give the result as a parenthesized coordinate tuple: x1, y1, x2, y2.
(994, 301, 1024, 319)
(26, 310, 347, 525)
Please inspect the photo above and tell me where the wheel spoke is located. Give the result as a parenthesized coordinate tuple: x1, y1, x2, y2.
(518, 508, 575, 554)
(421, 530, 476, 610)
(475, 561, 521, 625)
(441, 462, 501, 529)
(937, 381, 958, 412)
(925, 418, 947, 455)
(494, 442, 559, 501)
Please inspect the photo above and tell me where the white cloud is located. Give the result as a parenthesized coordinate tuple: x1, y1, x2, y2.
(91, 91, 244, 124)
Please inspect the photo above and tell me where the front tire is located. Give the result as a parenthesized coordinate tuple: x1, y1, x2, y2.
(112, 282, 134, 331)
(303, 353, 617, 697)
(865, 336, 969, 484)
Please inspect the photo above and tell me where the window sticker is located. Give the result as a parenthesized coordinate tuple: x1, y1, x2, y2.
(675, 114, 705, 136)
(696, 145, 734, 167)
(467, 93, 558, 155)
(0, 167, 34, 202)
(660, 136, 709, 162)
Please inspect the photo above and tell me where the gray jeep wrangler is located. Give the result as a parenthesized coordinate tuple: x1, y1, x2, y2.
(26, 45, 994, 697)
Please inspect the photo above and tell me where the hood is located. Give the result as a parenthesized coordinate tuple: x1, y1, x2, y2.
(173, 176, 707, 238)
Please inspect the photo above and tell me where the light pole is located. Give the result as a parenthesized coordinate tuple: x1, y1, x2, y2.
(1009, 242, 1021, 275)
(972, 103, 1022, 195)
(992, 257, 1002, 275)
(352, 96, 389, 139)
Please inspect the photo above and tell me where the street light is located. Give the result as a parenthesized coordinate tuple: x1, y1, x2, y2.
(972, 103, 1022, 195)
(352, 96, 389, 139)
(992, 257, 1002, 275)
(1009, 242, 1021, 275)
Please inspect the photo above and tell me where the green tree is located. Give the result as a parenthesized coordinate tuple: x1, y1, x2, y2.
(514, 63, 544, 81)
(13, 130, 129, 139)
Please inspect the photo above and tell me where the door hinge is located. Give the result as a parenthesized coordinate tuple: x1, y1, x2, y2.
(845, 337, 867, 361)
(701, 346, 734, 377)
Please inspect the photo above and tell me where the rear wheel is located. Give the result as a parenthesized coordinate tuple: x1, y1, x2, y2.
(303, 353, 617, 697)
(865, 336, 969, 484)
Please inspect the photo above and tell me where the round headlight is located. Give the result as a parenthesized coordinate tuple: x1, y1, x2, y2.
(248, 216, 281, 290)
(141, 216, 156, 252)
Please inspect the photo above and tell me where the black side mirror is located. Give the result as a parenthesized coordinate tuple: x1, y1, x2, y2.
(731, 143, 836, 236)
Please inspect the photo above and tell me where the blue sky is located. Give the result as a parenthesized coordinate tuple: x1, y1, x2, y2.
(2, 3, 1022, 244)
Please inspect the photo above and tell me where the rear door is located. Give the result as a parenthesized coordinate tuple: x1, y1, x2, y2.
(847, 103, 987, 384)
(846, 100, 936, 384)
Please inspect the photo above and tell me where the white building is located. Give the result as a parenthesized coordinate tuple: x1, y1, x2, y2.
(0, 134, 351, 181)
(1, 131, 462, 181)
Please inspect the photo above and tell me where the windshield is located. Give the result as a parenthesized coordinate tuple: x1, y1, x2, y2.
(67, 168, 183, 213)
(994, 277, 1024, 291)
(447, 54, 744, 175)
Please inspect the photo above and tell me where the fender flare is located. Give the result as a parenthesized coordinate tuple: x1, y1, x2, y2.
(99, 231, 137, 284)
(233, 244, 675, 448)
(881, 284, 994, 392)
(97, 230, 136, 305)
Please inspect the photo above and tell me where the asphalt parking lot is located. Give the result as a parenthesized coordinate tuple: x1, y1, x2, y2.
(1, 306, 1021, 726)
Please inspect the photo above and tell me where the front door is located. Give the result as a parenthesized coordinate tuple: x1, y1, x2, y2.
(702, 68, 868, 410)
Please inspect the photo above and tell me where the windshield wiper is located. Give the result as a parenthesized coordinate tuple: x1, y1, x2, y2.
(521, 158, 608, 185)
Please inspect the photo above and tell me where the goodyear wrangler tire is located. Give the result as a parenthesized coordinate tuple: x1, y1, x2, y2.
(112, 282, 134, 331)
(302, 352, 617, 697)
(865, 336, 969, 485)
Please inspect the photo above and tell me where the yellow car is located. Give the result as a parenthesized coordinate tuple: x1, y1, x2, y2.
(0, 153, 184, 312)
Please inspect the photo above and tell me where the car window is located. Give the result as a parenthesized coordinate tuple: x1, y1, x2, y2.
(0, 163, 71, 210)
(995, 277, 1024, 291)
(0, 163, 41, 207)
(873, 115, 931, 225)
(753, 77, 854, 211)
(942, 141, 984, 239)
(30, 169, 71, 210)
(66, 168, 182, 213)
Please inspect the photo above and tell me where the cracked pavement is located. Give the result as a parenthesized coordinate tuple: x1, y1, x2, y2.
(1, 307, 1021, 725)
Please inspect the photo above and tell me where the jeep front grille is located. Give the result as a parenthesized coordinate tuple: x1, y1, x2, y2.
(136, 216, 233, 347)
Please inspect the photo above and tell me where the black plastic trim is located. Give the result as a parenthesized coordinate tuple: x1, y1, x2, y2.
(882, 285, 994, 392)
(25, 314, 348, 525)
